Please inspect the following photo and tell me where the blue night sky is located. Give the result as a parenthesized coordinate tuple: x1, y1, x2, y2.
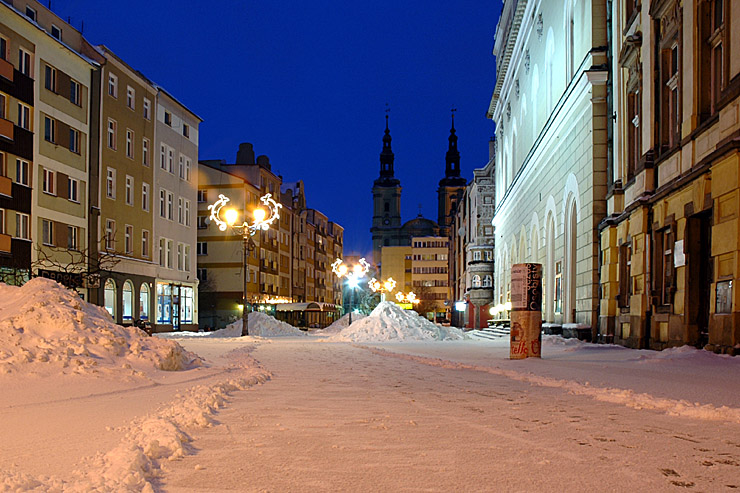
(57, 0, 502, 256)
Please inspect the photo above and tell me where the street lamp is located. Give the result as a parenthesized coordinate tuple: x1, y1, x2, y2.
(395, 291, 420, 306)
(208, 193, 282, 336)
(331, 257, 370, 324)
(368, 277, 396, 301)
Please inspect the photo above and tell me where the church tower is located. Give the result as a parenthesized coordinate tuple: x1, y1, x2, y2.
(371, 114, 402, 265)
(437, 111, 467, 237)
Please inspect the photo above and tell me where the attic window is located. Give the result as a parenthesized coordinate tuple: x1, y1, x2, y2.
(25, 6, 36, 21)
(164, 111, 172, 126)
(51, 24, 62, 40)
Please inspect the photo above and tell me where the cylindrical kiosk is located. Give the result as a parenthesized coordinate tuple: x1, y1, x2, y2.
(509, 263, 543, 359)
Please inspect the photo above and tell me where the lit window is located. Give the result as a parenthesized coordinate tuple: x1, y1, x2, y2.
(42, 168, 55, 195)
(42, 219, 54, 245)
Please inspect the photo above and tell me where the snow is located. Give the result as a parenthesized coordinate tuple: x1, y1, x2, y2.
(158, 311, 307, 338)
(2, 281, 740, 491)
(313, 312, 367, 335)
(0, 278, 201, 375)
(328, 301, 467, 342)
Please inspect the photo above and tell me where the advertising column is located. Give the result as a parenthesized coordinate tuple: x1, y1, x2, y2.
(509, 263, 543, 359)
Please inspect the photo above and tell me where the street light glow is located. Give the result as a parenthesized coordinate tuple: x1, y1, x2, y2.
(224, 208, 239, 226)
(253, 208, 266, 222)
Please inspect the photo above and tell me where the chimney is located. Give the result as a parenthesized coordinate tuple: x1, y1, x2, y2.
(256, 155, 271, 170)
(236, 143, 255, 165)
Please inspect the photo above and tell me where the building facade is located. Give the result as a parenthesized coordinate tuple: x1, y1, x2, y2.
(599, 0, 740, 354)
(489, 0, 609, 338)
(197, 143, 344, 329)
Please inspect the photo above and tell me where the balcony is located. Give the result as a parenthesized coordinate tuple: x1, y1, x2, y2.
(0, 118, 13, 141)
(0, 58, 12, 82)
(0, 233, 10, 254)
(0, 175, 11, 197)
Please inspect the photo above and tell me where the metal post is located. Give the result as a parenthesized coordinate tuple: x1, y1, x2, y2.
(349, 285, 353, 325)
(242, 235, 249, 336)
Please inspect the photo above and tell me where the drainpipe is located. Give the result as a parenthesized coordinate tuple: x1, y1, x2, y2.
(644, 208, 653, 349)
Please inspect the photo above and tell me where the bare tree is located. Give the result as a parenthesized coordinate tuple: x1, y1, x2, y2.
(32, 240, 121, 289)
(412, 284, 440, 320)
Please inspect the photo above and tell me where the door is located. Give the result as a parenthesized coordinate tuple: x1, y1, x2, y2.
(171, 284, 181, 331)
(686, 212, 712, 347)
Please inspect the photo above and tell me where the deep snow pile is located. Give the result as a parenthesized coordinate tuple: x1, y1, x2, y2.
(0, 278, 201, 375)
(329, 301, 466, 342)
(164, 311, 306, 338)
(314, 312, 367, 335)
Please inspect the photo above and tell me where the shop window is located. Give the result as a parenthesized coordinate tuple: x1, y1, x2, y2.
(157, 283, 172, 324)
(139, 283, 150, 321)
(181, 286, 194, 324)
(104, 278, 116, 318)
(122, 280, 133, 321)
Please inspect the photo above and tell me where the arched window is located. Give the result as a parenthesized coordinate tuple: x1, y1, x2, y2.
(546, 29, 556, 114)
(531, 66, 540, 137)
(472, 275, 481, 288)
(122, 280, 134, 322)
(104, 278, 116, 318)
(483, 275, 492, 288)
(139, 283, 150, 321)
(565, 200, 578, 323)
(384, 201, 390, 212)
(546, 215, 556, 321)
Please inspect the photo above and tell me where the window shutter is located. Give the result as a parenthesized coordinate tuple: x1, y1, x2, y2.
(54, 220, 67, 248)
(57, 172, 68, 199)
(57, 70, 71, 101)
(57, 120, 70, 148)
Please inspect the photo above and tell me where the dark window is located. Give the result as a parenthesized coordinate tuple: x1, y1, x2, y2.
(618, 243, 632, 308)
(653, 227, 675, 306)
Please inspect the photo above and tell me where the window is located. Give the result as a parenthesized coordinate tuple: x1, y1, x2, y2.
(104, 279, 116, 318)
(178, 155, 185, 179)
(167, 148, 174, 173)
(69, 128, 80, 154)
(68, 177, 79, 203)
(196, 242, 207, 255)
(166, 240, 173, 268)
(182, 123, 189, 138)
(18, 49, 31, 77)
(653, 227, 675, 307)
(554, 261, 563, 314)
(184, 157, 191, 182)
(105, 219, 115, 250)
(51, 24, 62, 40)
(184, 245, 190, 272)
(142, 138, 150, 166)
(143, 98, 151, 120)
(15, 159, 29, 186)
(125, 225, 133, 254)
(0, 37, 6, 61)
(106, 167, 116, 199)
(177, 243, 183, 270)
(17, 103, 30, 130)
(197, 189, 207, 203)
(44, 116, 55, 143)
(0, 208, 5, 234)
(197, 216, 208, 229)
(125, 175, 134, 206)
(126, 129, 133, 158)
(107, 119, 117, 149)
(139, 283, 150, 320)
(618, 242, 632, 308)
(483, 275, 492, 288)
(472, 275, 481, 288)
(70, 80, 81, 106)
(156, 283, 171, 324)
(108, 73, 118, 98)
(15, 212, 29, 239)
(184, 200, 190, 227)
(42, 219, 53, 245)
(142, 230, 150, 258)
(158, 238, 165, 266)
(178, 197, 184, 224)
(0, 94, 5, 120)
(197, 268, 207, 281)
(25, 6, 36, 21)
(699, 0, 727, 119)
(181, 286, 193, 323)
(126, 86, 135, 110)
(44, 65, 56, 92)
(142, 183, 150, 211)
(68, 225, 78, 250)
(122, 281, 133, 321)
(167, 192, 173, 220)
(42, 168, 55, 195)
(159, 189, 166, 217)
(164, 110, 172, 126)
(656, 9, 680, 153)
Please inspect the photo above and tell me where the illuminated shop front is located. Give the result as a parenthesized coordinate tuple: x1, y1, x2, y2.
(155, 282, 197, 331)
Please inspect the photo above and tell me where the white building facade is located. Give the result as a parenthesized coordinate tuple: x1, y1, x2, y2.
(488, 0, 609, 338)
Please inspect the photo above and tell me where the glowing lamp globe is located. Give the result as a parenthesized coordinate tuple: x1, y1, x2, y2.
(224, 208, 239, 226)
(253, 208, 267, 222)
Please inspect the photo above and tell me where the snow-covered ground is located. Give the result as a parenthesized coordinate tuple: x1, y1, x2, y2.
(2, 281, 740, 491)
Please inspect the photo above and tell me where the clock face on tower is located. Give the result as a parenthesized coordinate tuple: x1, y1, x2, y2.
(383, 218, 390, 225)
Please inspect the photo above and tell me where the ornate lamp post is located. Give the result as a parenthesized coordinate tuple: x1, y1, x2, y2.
(331, 257, 370, 324)
(368, 277, 396, 302)
(208, 193, 281, 336)
(395, 291, 421, 307)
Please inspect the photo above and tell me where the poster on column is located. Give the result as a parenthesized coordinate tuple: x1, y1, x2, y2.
(510, 263, 543, 359)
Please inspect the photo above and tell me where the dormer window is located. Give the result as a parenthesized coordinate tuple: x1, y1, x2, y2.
(51, 24, 62, 40)
(25, 6, 36, 21)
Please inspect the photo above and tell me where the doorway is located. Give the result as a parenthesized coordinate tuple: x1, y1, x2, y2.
(686, 211, 712, 347)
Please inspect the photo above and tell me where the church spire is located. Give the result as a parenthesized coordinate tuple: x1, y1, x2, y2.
(376, 107, 399, 185)
(444, 108, 460, 178)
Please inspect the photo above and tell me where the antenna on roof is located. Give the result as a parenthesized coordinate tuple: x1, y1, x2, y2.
(80, 20, 84, 34)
